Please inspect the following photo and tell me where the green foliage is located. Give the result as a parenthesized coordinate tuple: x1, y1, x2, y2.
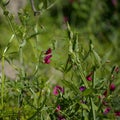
(0, 0, 120, 119)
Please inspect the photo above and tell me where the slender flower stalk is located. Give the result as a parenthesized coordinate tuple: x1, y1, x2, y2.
(1, 54, 5, 110)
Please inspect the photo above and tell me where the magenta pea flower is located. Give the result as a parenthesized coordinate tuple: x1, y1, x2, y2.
(53, 85, 64, 96)
(103, 107, 111, 115)
(56, 105, 61, 112)
(44, 54, 52, 64)
(115, 111, 120, 116)
(86, 72, 93, 81)
(45, 48, 52, 54)
(110, 83, 115, 91)
(55, 105, 65, 120)
(44, 48, 52, 64)
(57, 115, 66, 120)
(79, 86, 86, 92)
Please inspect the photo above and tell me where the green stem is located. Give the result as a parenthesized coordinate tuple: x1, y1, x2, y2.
(92, 67, 96, 89)
(1, 54, 5, 110)
(0, 4, 19, 42)
(19, 46, 25, 78)
(34, 23, 39, 58)
(77, 63, 89, 88)
(64, 55, 70, 72)
(90, 98, 96, 120)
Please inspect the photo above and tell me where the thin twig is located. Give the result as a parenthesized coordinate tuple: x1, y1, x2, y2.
(30, 0, 41, 16)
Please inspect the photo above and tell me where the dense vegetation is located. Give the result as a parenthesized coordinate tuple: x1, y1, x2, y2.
(0, 0, 120, 119)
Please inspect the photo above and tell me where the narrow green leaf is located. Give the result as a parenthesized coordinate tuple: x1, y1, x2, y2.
(81, 103, 90, 111)
(90, 98, 96, 120)
(82, 89, 93, 96)
(62, 80, 79, 94)
(92, 50, 101, 67)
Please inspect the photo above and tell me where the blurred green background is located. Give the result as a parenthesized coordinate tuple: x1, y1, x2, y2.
(0, 0, 120, 64)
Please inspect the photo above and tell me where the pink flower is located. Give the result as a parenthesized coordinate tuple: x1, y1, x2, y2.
(45, 48, 52, 55)
(103, 107, 111, 114)
(79, 86, 86, 92)
(53, 85, 64, 96)
(56, 105, 61, 112)
(55, 105, 65, 120)
(57, 115, 66, 120)
(44, 48, 52, 64)
(44, 54, 52, 64)
(115, 111, 120, 116)
(110, 83, 115, 91)
(86, 72, 93, 81)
